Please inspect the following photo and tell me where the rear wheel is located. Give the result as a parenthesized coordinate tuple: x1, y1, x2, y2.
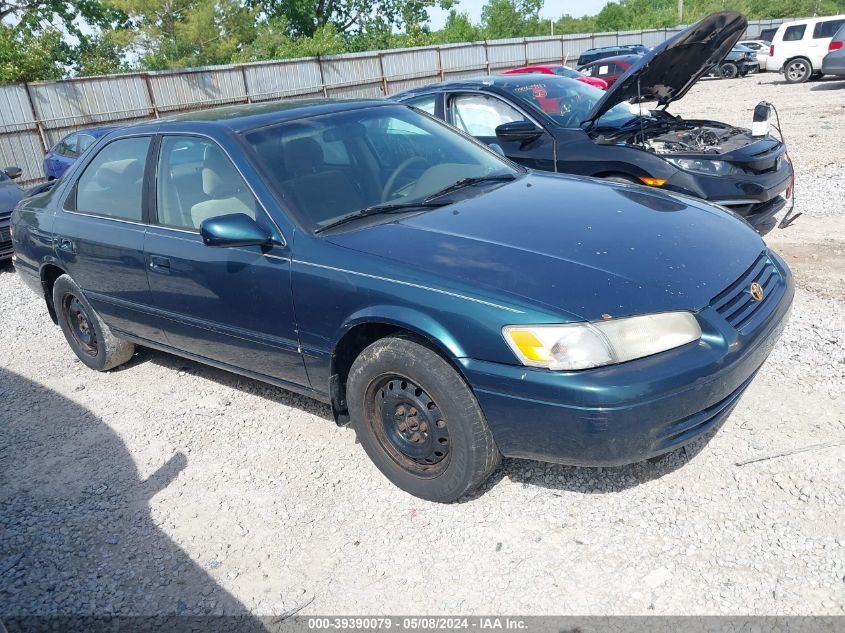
(347, 336, 500, 502)
(720, 62, 739, 79)
(53, 274, 135, 371)
(784, 58, 812, 83)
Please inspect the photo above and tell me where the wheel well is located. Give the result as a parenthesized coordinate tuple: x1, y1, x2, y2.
(329, 322, 460, 425)
(785, 55, 812, 69)
(40, 263, 66, 324)
(592, 171, 639, 183)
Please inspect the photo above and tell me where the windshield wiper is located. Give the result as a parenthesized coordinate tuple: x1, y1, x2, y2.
(423, 173, 517, 202)
(314, 200, 450, 234)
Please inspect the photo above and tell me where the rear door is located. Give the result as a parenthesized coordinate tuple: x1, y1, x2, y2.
(143, 134, 308, 387)
(811, 18, 845, 66)
(52, 134, 165, 342)
(777, 22, 809, 67)
(445, 91, 556, 172)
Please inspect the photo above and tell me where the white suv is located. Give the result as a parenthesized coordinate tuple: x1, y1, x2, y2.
(769, 15, 845, 82)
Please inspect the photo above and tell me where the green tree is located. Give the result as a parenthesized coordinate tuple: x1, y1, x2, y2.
(0, 25, 69, 82)
(236, 17, 346, 61)
(253, 0, 454, 38)
(480, 0, 543, 39)
(437, 10, 483, 43)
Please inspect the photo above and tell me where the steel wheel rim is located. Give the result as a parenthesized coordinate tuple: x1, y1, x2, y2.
(366, 374, 450, 478)
(63, 294, 98, 357)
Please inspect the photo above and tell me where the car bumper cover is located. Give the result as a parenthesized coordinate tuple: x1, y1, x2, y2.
(460, 251, 794, 466)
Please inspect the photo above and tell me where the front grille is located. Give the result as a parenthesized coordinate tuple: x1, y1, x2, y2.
(0, 225, 10, 244)
(710, 252, 785, 332)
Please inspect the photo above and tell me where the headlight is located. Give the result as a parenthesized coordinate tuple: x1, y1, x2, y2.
(665, 157, 741, 176)
(503, 312, 701, 371)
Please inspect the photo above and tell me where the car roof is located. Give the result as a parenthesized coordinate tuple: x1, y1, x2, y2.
(115, 98, 391, 134)
(393, 74, 582, 97)
(775, 14, 845, 29)
(581, 54, 640, 66)
(581, 46, 628, 54)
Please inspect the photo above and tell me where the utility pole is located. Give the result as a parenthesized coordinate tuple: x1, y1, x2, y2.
(550, 19, 554, 36)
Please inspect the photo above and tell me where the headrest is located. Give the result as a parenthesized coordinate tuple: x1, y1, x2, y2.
(283, 137, 324, 174)
(202, 144, 241, 197)
(96, 159, 143, 189)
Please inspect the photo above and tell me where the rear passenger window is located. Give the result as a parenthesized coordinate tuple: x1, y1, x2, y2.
(75, 136, 150, 222)
(783, 25, 806, 41)
(813, 19, 845, 38)
(156, 136, 258, 231)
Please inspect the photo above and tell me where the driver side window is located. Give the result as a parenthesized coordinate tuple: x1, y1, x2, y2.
(449, 94, 527, 138)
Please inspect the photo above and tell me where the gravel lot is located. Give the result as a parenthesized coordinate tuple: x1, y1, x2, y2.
(1, 72, 843, 618)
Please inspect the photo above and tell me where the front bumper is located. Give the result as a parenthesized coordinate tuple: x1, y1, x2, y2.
(662, 157, 793, 228)
(0, 215, 12, 261)
(460, 251, 794, 466)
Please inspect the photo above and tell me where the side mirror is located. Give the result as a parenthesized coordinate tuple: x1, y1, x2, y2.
(495, 121, 543, 143)
(488, 143, 505, 156)
(200, 213, 272, 248)
(4, 166, 22, 180)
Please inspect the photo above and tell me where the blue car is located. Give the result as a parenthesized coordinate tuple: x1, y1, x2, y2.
(11, 100, 793, 502)
(43, 127, 117, 180)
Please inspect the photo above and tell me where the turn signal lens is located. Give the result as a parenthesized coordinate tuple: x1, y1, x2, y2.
(638, 177, 666, 187)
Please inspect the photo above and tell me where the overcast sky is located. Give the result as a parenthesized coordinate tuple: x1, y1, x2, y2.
(428, 0, 614, 30)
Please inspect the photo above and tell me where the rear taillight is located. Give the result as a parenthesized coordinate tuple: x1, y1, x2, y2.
(770, 44, 774, 56)
(830, 40, 843, 51)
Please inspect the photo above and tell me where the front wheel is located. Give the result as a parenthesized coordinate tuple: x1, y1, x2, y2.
(53, 274, 135, 371)
(784, 58, 812, 83)
(347, 336, 500, 502)
(720, 62, 738, 79)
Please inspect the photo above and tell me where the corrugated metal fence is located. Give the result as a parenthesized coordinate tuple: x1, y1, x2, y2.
(0, 18, 790, 184)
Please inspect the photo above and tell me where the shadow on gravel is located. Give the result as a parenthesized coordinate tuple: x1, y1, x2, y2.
(811, 79, 845, 91)
(0, 367, 269, 629)
(466, 417, 724, 501)
(123, 347, 334, 422)
(0, 260, 13, 274)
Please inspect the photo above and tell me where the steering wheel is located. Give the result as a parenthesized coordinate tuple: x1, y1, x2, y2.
(382, 156, 429, 201)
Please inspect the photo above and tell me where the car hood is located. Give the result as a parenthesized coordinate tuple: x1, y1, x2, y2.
(326, 173, 764, 321)
(583, 11, 747, 125)
(0, 179, 24, 214)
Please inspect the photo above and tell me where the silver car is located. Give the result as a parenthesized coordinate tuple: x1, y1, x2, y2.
(821, 23, 845, 76)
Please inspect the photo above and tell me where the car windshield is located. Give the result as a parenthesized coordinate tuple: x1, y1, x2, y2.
(549, 66, 582, 79)
(241, 105, 519, 231)
(499, 77, 642, 129)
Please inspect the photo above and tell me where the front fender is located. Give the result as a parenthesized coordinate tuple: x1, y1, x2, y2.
(338, 304, 468, 360)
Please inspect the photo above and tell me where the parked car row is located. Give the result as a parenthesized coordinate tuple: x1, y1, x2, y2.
(8, 11, 795, 501)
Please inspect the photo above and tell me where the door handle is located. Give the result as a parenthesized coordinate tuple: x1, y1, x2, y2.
(148, 255, 171, 274)
(57, 238, 76, 253)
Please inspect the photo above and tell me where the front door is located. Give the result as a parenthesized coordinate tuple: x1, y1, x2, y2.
(446, 92, 556, 172)
(143, 134, 308, 388)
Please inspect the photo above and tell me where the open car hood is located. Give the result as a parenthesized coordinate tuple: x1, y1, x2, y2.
(583, 11, 747, 125)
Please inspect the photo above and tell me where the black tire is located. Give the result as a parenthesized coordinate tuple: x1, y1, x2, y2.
(784, 57, 812, 83)
(347, 336, 500, 502)
(720, 62, 738, 79)
(53, 274, 135, 371)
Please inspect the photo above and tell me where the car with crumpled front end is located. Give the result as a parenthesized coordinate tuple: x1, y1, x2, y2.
(0, 166, 24, 261)
(11, 98, 793, 502)
(394, 12, 794, 231)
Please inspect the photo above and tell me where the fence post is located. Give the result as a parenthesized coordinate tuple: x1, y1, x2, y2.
(22, 83, 48, 154)
(317, 56, 328, 97)
(240, 65, 252, 103)
(436, 47, 445, 81)
(484, 41, 491, 74)
(378, 53, 388, 96)
(524, 38, 528, 65)
(142, 74, 159, 118)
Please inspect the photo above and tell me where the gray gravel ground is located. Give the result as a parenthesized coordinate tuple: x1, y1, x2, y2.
(1, 72, 843, 617)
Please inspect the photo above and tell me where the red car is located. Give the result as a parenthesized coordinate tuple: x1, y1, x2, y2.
(502, 64, 608, 90)
(576, 54, 639, 88)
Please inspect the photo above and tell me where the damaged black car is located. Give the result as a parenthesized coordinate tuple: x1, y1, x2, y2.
(394, 12, 794, 231)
